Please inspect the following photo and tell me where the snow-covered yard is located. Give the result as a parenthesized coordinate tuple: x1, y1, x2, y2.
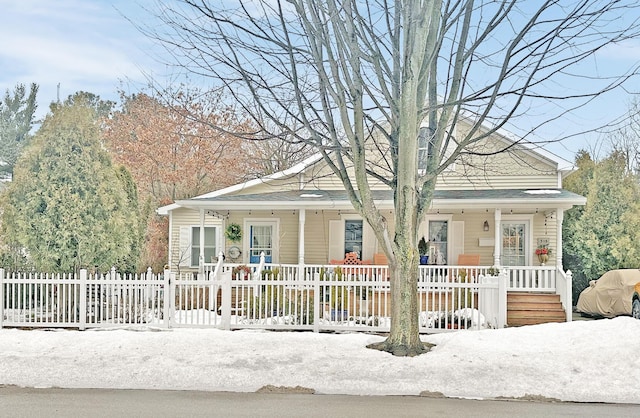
(1, 317, 639, 404)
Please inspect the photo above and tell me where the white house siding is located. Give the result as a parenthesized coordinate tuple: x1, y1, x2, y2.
(224, 175, 301, 196)
(457, 212, 495, 265)
(437, 173, 558, 190)
(303, 210, 335, 264)
(302, 160, 389, 191)
(222, 135, 560, 194)
(436, 136, 559, 190)
(302, 149, 557, 192)
(273, 211, 299, 263)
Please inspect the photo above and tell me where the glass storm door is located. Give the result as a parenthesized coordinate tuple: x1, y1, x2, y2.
(428, 220, 448, 265)
(501, 222, 526, 266)
(344, 220, 363, 257)
(249, 224, 273, 263)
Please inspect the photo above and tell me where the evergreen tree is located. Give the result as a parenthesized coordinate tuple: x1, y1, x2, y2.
(0, 83, 38, 177)
(564, 151, 640, 301)
(1, 93, 141, 272)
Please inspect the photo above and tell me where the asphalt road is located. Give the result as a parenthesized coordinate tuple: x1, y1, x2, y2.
(1, 387, 640, 418)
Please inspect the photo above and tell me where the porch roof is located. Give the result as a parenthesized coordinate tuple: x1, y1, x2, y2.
(170, 188, 586, 212)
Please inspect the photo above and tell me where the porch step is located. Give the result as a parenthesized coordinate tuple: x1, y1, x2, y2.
(507, 292, 566, 326)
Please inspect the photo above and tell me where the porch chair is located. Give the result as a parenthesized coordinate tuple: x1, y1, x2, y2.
(343, 252, 360, 265)
(373, 252, 390, 281)
(330, 252, 354, 265)
(373, 253, 388, 265)
(456, 254, 481, 282)
(330, 252, 372, 278)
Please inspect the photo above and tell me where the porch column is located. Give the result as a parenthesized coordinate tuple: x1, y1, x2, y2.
(556, 208, 564, 269)
(298, 209, 306, 279)
(493, 209, 501, 266)
(199, 209, 205, 275)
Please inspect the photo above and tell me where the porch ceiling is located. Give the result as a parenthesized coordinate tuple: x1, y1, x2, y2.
(173, 188, 586, 212)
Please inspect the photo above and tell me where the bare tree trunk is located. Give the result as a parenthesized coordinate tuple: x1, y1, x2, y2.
(368, 256, 433, 356)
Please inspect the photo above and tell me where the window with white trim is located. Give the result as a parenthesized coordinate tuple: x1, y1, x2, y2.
(191, 226, 217, 267)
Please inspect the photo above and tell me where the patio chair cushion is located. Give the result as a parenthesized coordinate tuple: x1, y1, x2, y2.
(373, 253, 388, 265)
(457, 254, 480, 266)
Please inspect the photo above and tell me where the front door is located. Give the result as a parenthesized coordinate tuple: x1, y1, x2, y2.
(501, 222, 527, 266)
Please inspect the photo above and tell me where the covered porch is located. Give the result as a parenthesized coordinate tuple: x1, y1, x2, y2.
(182, 189, 582, 268)
(169, 188, 584, 328)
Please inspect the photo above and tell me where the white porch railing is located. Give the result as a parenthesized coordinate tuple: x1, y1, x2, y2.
(197, 261, 505, 332)
(1, 261, 571, 331)
(556, 268, 574, 321)
(505, 266, 556, 291)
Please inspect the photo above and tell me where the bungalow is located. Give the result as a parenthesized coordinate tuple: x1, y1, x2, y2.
(158, 121, 586, 326)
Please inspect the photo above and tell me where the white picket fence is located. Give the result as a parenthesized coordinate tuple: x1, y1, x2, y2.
(0, 262, 510, 332)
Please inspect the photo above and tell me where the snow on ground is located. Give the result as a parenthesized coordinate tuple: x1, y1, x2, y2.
(1, 317, 639, 404)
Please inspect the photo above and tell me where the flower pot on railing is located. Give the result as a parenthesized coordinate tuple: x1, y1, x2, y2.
(535, 246, 551, 266)
(419, 255, 429, 265)
(232, 265, 251, 279)
(537, 254, 549, 265)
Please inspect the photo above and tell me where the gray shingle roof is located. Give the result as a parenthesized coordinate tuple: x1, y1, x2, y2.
(173, 188, 585, 211)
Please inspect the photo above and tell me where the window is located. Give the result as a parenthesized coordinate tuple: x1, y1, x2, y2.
(191, 226, 217, 267)
(344, 220, 363, 257)
(328, 217, 374, 262)
(427, 220, 448, 265)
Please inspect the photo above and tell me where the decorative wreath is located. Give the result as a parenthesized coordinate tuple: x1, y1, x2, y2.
(225, 223, 242, 242)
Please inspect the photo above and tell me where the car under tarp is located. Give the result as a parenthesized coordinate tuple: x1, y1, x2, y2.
(577, 269, 640, 317)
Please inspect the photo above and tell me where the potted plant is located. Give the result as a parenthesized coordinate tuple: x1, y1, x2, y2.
(535, 245, 551, 265)
(487, 266, 500, 276)
(232, 265, 251, 279)
(418, 237, 429, 265)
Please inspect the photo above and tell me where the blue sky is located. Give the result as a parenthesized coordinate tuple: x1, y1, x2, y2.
(1, 0, 639, 163)
(0, 0, 157, 113)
